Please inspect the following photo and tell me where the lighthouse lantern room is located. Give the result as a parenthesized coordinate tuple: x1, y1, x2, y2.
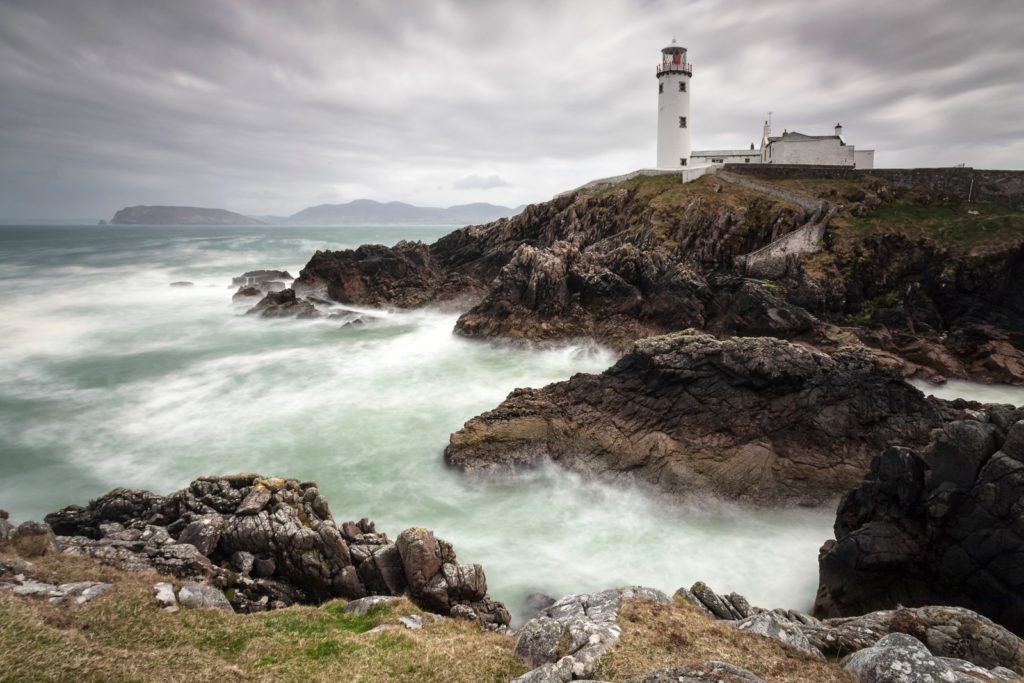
(656, 39, 692, 170)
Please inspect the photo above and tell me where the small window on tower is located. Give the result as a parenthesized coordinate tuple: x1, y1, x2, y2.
(679, 82, 686, 92)
(745, 158, 750, 163)
(659, 83, 664, 94)
(679, 117, 687, 128)
(680, 158, 688, 166)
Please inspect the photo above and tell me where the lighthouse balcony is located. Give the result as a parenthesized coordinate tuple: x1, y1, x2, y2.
(656, 62, 692, 77)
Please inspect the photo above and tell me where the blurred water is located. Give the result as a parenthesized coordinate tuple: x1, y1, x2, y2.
(0, 223, 880, 619)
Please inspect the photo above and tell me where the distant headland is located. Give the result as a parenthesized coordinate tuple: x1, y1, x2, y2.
(107, 200, 525, 226)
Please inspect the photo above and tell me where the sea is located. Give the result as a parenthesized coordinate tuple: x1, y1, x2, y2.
(2, 223, 1021, 620)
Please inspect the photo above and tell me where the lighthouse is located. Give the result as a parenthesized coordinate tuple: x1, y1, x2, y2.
(656, 39, 692, 170)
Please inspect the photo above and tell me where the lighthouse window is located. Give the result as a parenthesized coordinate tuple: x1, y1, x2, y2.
(659, 83, 663, 94)
(679, 117, 687, 128)
(679, 82, 686, 92)
(680, 158, 688, 166)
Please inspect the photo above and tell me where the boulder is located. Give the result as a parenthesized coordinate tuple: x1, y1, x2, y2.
(12, 521, 58, 557)
(446, 331, 947, 504)
(154, 582, 177, 608)
(232, 285, 262, 299)
(177, 514, 224, 556)
(629, 661, 766, 683)
(177, 582, 232, 611)
(512, 587, 669, 683)
(815, 419, 1024, 635)
(730, 611, 824, 660)
(344, 595, 399, 616)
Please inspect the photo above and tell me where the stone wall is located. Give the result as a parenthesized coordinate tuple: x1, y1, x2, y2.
(722, 164, 1024, 205)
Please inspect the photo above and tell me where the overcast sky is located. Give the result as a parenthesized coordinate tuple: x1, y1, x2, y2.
(1, 0, 1022, 220)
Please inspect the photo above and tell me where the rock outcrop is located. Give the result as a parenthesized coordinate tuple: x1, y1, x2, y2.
(512, 587, 670, 682)
(43, 475, 509, 626)
(281, 174, 1024, 383)
(510, 582, 1024, 682)
(246, 288, 320, 318)
(814, 417, 1024, 636)
(446, 331, 948, 504)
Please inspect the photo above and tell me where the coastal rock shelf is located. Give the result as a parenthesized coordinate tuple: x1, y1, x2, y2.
(445, 330, 957, 504)
(42, 474, 511, 626)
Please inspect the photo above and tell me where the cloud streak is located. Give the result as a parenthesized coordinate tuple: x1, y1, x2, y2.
(0, 0, 1021, 220)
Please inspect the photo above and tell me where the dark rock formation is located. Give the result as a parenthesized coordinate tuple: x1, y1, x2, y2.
(43, 475, 509, 626)
(814, 417, 1024, 636)
(232, 285, 263, 299)
(454, 241, 711, 351)
(246, 289, 320, 318)
(232, 270, 293, 287)
(110, 206, 263, 225)
(446, 331, 947, 504)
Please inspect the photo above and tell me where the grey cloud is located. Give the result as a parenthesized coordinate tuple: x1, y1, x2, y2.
(453, 174, 511, 190)
(0, 0, 1021, 220)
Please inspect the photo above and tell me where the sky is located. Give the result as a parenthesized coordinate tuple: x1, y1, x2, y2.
(1, 0, 1022, 221)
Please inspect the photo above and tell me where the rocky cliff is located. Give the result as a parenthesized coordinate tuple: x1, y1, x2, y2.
(444, 331, 955, 504)
(286, 173, 1024, 383)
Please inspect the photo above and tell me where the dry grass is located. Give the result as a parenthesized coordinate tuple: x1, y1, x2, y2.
(0, 552, 524, 683)
(594, 598, 856, 683)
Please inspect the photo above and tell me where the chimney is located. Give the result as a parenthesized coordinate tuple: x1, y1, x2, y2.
(835, 122, 843, 137)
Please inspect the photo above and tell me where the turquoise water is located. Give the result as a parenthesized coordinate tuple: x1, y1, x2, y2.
(1, 224, 843, 618)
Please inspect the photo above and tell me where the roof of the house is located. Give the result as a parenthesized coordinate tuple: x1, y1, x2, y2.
(767, 131, 841, 143)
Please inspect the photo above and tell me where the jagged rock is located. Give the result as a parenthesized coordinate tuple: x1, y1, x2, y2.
(177, 514, 223, 556)
(798, 606, 1024, 674)
(454, 241, 711, 352)
(691, 581, 738, 620)
(730, 611, 825, 660)
(447, 331, 947, 504)
(232, 270, 292, 287)
(246, 288, 320, 318)
(43, 475, 509, 622)
(512, 587, 669, 683)
(177, 582, 232, 611)
(815, 419, 1024, 635)
(629, 661, 766, 683)
(12, 521, 58, 557)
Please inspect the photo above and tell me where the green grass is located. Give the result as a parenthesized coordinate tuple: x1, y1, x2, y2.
(0, 552, 525, 683)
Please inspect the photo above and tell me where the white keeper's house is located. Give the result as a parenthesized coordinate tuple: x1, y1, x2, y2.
(656, 40, 875, 171)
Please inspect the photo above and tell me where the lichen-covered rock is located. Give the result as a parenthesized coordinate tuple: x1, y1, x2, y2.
(815, 419, 1024, 635)
(512, 587, 669, 683)
(843, 633, 959, 683)
(447, 331, 948, 504)
(730, 611, 825, 660)
(177, 582, 232, 611)
(42, 474, 509, 624)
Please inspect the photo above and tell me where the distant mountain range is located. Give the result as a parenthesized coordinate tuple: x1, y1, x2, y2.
(107, 199, 526, 226)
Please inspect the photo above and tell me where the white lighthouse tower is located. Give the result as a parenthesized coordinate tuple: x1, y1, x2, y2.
(656, 39, 692, 170)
